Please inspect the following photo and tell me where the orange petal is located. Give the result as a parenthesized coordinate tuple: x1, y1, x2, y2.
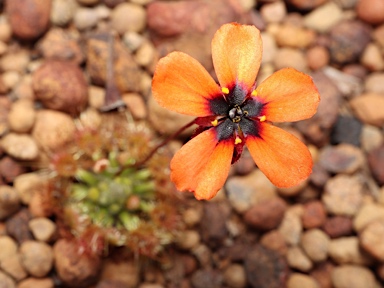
(255, 68, 320, 122)
(212, 23, 262, 91)
(246, 123, 313, 188)
(152, 51, 222, 117)
(170, 128, 234, 200)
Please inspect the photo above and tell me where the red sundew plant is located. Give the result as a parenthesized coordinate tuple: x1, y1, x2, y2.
(151, 23, 320, 200)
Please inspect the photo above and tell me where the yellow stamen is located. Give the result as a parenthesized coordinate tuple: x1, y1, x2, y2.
(221, 87, 229, 94)
(251, 90, 258, 96)
(258, 115, 266, 122)
(211, 119, 218, 126)
(235, 137, 242, 144)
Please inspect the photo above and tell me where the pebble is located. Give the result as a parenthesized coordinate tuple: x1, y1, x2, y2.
(6, 208, 34, 243)
(356, 0, 384, 25)
(350, 93, 384, 127)
(111, 3, 146, 34)
(0, 19, 12, 43)
(286, 0, 327, 9)
(223, 264, 247, 288)
(310, 262, 334, 288)
(2, 71, 20, 90)
(0, 50, 30, 73)
(101, 259, 139, 288)
(225, 169, 277, 213)
(134, 41, 156, 68)
(32, 110, 76, 151)
(301, 201, 327, 229)
(365, 73, 384, 94)
(318, 144, 364, 174)
(261, 32, 277, 64)
(260, 1, 287, 23)
(18, 278, 54, 288)
(20, 240, 54, 277)
(259, 230, 288, 255)
(176, 230, 200, 250)
(33, 60, 88, 114)
(243, 197, 287, 230)
(331, 265, 377, 288)
(122, 31, 144, 52)
(329, 237, 373, 265)
(310, 163, 330, 187)
(278, 205, 303, 246)
(0, 133, 39, 161)
(244, 245, 287, 288)
(304, 2, 343, 33)
(51, 0, 77, 26)
(0, 236, 18, 261)
(0, 253, 28, 281)
(323, 216, 353, 238)
(88, 85, 105, 109)
(6, 0, 51, 40)
(373, 24, 384, 49)
(360, 220, 384, 261)
(29, 217, 56, 242)
(329, 20, 371, 65)
(301, 229, 330, 262)
(0, 185, 21, 220)
(77, 0, 100, 5)
(122, 93, 147, 119)
(192, 244, 212, 267)
(322, 175, 363, 216)
(273, 48, 308, 72)
(74, 7, 99, 30)
(191, 269, 223, 288)
(275, 24, 315, 48)
(306, 45, 329, 70)
(0, 156, 26, 183)
(287, 273, 319, 288)
(14, 173, 45, 205)
(0, 271, 15, 288)
(330, 116, 362, 147)
(7, 99, 36, 133)
(353, 203, 384, 232)
(286, 246, 313, 272)
(361, 43, 384, 71)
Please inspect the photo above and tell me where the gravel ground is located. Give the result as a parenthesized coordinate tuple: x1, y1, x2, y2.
(0, 0, 384, 287)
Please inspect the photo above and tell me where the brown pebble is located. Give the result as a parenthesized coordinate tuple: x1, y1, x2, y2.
(0, 156, 26, 183)
(310, 262, 334, 288)
(0, 253, 28, 281)
(323, 216, 353, 238)
(302, 201, 326, 229)
(356, 0, 384, 25)
(18, 277, 54, 288)
(6, 0, 51, 40)
(6, 208, 34, 243)
(260, 230, 288, 256)
(0, 185, 20, 220)
(20, 240, 54, 277)
(306, 45, 329, 70)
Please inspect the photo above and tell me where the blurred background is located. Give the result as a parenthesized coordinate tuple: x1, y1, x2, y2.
(0, 0, 383, 287)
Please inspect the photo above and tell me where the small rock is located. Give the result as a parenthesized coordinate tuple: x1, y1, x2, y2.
(373, 24, 384, 49)
(0, 50, 30, 73)
(261, 32, 277, 64)
(182, 206, 202, 228)
(278, 205, 303, 246)
(2, 71, 20, 91)
(0, 271, 15, 288)
(14, 173, 46, 205)
(361, 125, 384, 152)
(176, 230, 200, 250)
(286, 0, 327, 9)
(6, 0, 52, 40)
(6, 209, 33, 243)
(353, 203, 384, 232)
(101, 259, 139, 288)
(318, 144, 364, 174)
(273, 48, 308, 72)
(122, 31, 145, 52)
(365, 72, 384, 94)
(328, 237, 373, 265)
(302, 201, 327, 229)
(350, 93, 384, 126)
(243, 197, 287, 231)
(260, 1, 287, 23)
(244, 245, 288, 288)
(223, 264, 247, 288)
(55, 239, 102, 287)
(310, 262, 334, 288)
(310, 163, 330, 187)
(192, 244, 212, 267)
(275, 24, 315, 48)
(356, 0, 384, 25)
(18, 278, 54, 288)
(122, 93, 147, 119)
(304, 2, 343, 33)
(0, 19, 12, 43)
(0, 156, 26, 183)
(191, 269, 223, 288)
(322, 175, 363, 216)
(329, 20, 371, 65)
(259, 230, 288, 255)
(331, 265, 377, 288)
(111, 3, 146, 34)
(7, 99, 36, 133)
(301, 229, 330, 262)
(323, 216, 353, 238)
(0, 185, 20, 220)
(286, 246, 313, 272)
(20, 240, 54, 277)
(232, 149, 256, 176)
(51, 0, 77, 26)
(0, 253, 28, 281)
(360, 220, 384, 261)
(32, 110, 76, 151)
(134, 41, 156, 68)
(225, 169, 277, 214)
(361, 43, 384, 71)
(306, 45, 330, 71)
(330, 116, 362, 146)
(0, 133, 39, 161)
(73, 7, 99, 30)
(0, 236, 18, 261)
(287, 273, 319, 288)
(29, 217, 56, 242)
(368, 144, 384, 185)
(33, 60, 88, 114)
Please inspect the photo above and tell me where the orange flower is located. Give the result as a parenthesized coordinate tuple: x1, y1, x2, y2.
(152, 23, 320, 200)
